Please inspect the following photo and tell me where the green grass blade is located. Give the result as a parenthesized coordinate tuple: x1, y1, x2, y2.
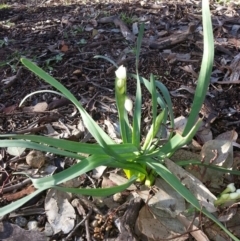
(31, 155, 112, 188)
(142, 109, 166, 151)
(182, 0, 214, 136)
(132, 77, 141, 146)
(0, 188, 47, 217)
(0, 134, 140, 157)
(20, 58, 121, 159)
(19, 90, 64, 107)
(146, 160, 200, 207)
(177, 160, 240, 175)
(130, 74, 167, 111)
(115, 96, 128, 143)
(160, 119, 202, 156)
(0, 161, 138, 217)
(150, 74, 157, 128)
(54, 176, 137, 196)
(155, 81, 174, 134)
(0, 176, 137, 217)
(0, 140, 86, 160)
(124, 110, 132, 143)
(93, 55, 118, 68)
(132, 23, 144, 146)
(107, 161, 147, 176)
(146, 160, 240, 241)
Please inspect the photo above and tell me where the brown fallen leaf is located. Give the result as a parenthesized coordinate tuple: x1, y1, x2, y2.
(136, 205, 188, 241)
(61, 44, 69, 52)
(23, 102, 48, 112)
(3, 185, 35, 202)
(2, 104, 18, 114)
(177, 213, 209, 241)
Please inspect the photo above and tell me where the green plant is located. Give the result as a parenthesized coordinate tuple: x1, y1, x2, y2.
(72, 26, 84, 35)
(102, 11, 111, 17)
(120, 12, 136, 25)
(0, 1, 239, 240)
(0, 51, 21, 72)
(0, 4, 9, 9)
(44, 53, 64, 71)
(77, 38, 87, 45)
(0, 39, 7, 48)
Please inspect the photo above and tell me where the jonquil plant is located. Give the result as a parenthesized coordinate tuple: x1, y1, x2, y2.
(0, 1, 239, 240)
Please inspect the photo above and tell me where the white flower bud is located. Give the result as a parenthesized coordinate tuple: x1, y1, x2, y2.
(236, 189, 240, 194)
(124, 97, 133, 112)
(215, 190, 240, 206)
(227, 183, 236, 193)
(221, 183, 236, 195)
(229, 193, 240, 200)
(115, 65, 126, 80)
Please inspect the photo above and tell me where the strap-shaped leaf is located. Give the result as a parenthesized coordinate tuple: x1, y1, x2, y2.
(146, 160, 239, 241)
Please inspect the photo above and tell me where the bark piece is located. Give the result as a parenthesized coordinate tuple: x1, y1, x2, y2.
(116, 197, 143, 241)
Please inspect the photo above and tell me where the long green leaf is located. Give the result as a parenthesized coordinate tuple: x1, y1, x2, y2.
(20, 58, 121, 160)
(177, 160, 240, 175)
(142, 110, 166, 151)
(0, 134, 140, 158)
(155, 81, 174, 135)
(182, 0, 214, 135)
(130, 74, 168, 112)
(94, 55, 118, 68)
(132, 23, 144, 146)
(0, 140, 86, 160)
(147, 160, 239, 241)
(54, 176, 137, 196)
(19, 90, 65, 107)
(150, 74, 157, 130)
(160, 119, 202, 156)
(115, 79, 130, 143)
(31, 155, 112, 188)
(107, 161, 147, 176)
(0, 177, 137, 217)
(0, 188, 47, 217)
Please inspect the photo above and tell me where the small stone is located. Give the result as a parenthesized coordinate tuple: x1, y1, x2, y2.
(27, 220, 38, 230)
(26, 150, 45, 168)
(113, 193, 122, 202)
(44, 222, 54, 237)
(72, 128, 82, 138)
(15, 216, 27, 227)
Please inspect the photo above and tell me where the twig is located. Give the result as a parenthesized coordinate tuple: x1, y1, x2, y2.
(213, 80, 240, 84)
(3, 67, 22, 89)
(75, 195, 103, 215)
(0, 168, 10, 193)
(115, 197, 143, 241)
(226, 120, 240, 126)
(85, 209, 92, 241)
(1, 178, 32, 194)
(69, 198, 93, 240)
(66, 208, 92, 240)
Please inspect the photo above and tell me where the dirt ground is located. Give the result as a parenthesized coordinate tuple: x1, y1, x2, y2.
(1, 0, 240, 240)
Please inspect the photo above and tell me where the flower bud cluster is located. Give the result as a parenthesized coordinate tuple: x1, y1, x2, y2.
(214, 183, 240, 206)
